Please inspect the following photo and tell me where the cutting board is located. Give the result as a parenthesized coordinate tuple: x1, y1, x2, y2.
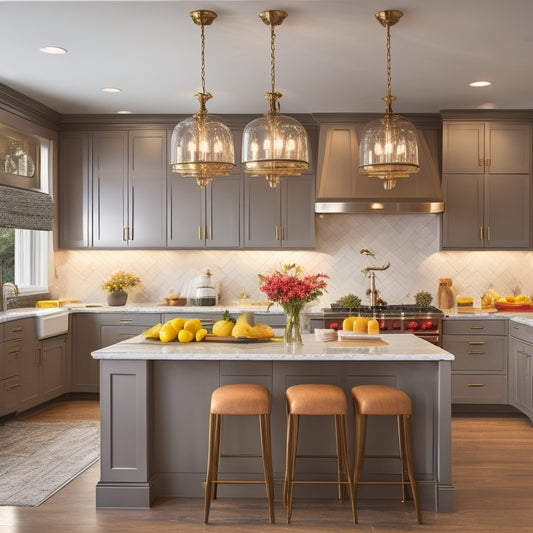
(203, 335, 273, 343)
(456, 307, 498, 314)
(329, 339, 389, 347)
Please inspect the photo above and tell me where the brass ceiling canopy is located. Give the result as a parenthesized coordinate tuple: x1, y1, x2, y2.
(359, 9, 420, 190)
(170, 9, 235, 188)
(241, 10, 310, 188)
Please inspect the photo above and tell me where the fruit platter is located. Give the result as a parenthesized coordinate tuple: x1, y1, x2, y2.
(494, 295, 533, 312)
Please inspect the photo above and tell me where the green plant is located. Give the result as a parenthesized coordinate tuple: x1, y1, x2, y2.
(336, 293, 362, 309)
(415, 290, 433, 307)
(103, 271, 141, 293)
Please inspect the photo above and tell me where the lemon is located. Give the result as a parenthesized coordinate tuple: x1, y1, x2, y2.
(183, 318, 202, 335)
(178, 329, 194, 343)
(353, 317, 370, 334)
(195, 328, 208, 342)
(143, 323, 162, 339)
(342, 317, 356, 331)
(169, 317, 185, 332)
(367, 319, 380, 335)
(159, 322, 178, 342)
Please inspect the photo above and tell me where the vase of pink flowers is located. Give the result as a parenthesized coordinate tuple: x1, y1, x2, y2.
(259, 264, 328, 351)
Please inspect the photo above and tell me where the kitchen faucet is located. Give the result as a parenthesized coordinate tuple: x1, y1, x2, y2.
(2, 282, 19, 312)
(360, 249, 390, 306)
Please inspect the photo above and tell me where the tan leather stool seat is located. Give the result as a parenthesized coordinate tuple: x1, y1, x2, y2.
(351, 384, 422, 524)
(204, 384, 274, 524)
(352, 384, 412, 415)
(210, 383, 271, 415)
(284, 384, 356, 524)
(286, 383, 348, 415)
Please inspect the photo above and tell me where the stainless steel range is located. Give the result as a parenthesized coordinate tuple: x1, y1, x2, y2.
(322, 304, 444, 346)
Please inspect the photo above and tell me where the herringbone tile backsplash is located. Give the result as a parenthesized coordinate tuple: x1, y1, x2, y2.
(52, 214, 533, 307)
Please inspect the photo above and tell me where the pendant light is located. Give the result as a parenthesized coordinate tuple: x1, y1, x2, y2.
(170, 10, 235, 188)
(359, 10, 419, 191)
(242, 10, 309, 189)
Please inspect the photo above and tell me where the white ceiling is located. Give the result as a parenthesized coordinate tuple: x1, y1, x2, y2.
(1, 0, 533, 116)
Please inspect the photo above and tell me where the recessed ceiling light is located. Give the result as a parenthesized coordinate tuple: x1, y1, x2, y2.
(117, 110, 132, 114)
(101, 87, 121, 93)
(469, 81, 492, 87)
(40, 46, 67, 55)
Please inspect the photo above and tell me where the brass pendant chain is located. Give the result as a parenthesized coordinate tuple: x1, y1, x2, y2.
(200, 23, 206, 95)
(270, 22, 276, 96)
(384, 20, 395, 114)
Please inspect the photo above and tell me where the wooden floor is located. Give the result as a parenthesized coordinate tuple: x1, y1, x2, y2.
(2, 399, 533, 532)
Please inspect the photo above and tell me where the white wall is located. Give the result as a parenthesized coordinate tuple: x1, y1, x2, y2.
(51, 214, 533, 308)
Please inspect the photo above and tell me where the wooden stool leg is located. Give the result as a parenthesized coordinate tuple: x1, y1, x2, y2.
(204, 413, 219, 523)
(286, 413, 299, 524)
(353, 412, 367, 498)
(402, 414, 423, 524)
(283, 411, 292, 507)
(337, 414, 357, 524)
(397, 415, 409, 503)
(334, 414, 344, 501)
(260, 413, 275, 524)
(212, 413, 222, 500)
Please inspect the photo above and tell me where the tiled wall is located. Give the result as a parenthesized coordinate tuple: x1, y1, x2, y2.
(52, 214, 533, 308)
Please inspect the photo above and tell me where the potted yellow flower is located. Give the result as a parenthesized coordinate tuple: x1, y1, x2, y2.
(103, 271, 141, 306)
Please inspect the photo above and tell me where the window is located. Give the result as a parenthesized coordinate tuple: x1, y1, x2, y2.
(0, 137, 50, 294)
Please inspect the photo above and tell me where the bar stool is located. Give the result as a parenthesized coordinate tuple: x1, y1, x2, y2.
(351, 384, 422, 524)
(204, 383, 274, 524)
(284, 384, 356, 524)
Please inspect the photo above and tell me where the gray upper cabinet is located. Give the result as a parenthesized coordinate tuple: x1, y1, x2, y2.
(60, 128, 167, 249)
(93, 129, 167, 248)
(244, 174, 315, 249)
(167, 174, 241, 249)
(58, 132, 91, 248)
(442, 121, 532, 249)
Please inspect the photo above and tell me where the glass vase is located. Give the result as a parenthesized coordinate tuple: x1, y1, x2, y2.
(284, 304, 303, 353)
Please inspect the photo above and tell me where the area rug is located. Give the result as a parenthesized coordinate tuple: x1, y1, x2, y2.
(0, 421, 100, 506)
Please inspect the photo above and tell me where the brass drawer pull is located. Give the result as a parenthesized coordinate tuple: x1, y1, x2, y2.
(467, 383, 486, 387)
(467, 350, 486, 354)
(119, 319, 133, 325)
(6, 383, 21, 391)
(470, 326, 485, 330)
(7, 346, 21, 354)
(10, 325, 23, 333)
(468, 341, 485, 345)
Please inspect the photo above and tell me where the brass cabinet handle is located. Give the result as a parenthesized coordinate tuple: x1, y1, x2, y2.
(467, 350, 486, 354)
(6, 383, 21, 391)
(468, 341, 485, 345)
(487, 226, 491, 241)
(470, 326, 485, 330)
(205, 225, 209, 240)
(7, 345, 21, 354)
(123, 226, 129, 241)
(275, 226, 279, 240)
(10, 325, 23, 333)
(467, 383, 486, 387)
(478, 158, 484, 167)
(35, 346, 42, 367)
(119, 319, 133, 324)
(480, 226, 484, 240)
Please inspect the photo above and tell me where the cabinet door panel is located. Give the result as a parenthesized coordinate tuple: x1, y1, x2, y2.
(442, 174, 483, 248)
(71, 313, 101, 393)
(443, 123, 484, 174)
(206, 175, 241, 248)
(92, 131, 128, 248)
(167, 175, 204, 248)
(59, 133, 91, 248)
(244, 177, 279, 248)
(487, 123, 531, 174)
(41, 336, 67, 402)
(485, 174, 530, 248)
(281, 175, 315, 248)
(129, 130, 167, 248)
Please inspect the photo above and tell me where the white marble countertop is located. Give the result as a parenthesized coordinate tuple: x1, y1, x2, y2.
(91, 332, 454, 362)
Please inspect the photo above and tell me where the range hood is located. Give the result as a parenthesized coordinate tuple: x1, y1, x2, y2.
(315, 121, 444, 214)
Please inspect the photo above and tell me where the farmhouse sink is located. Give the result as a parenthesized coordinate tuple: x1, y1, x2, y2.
(35, 308, 69, 339)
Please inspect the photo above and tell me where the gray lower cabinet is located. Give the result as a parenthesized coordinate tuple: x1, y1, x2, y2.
(100, 313, 161, 347)
(244, 175, 315, 249)
(509, 321, 533, 423)
(70, 313, 101, 393)
(443, 319, 508, 404)
(0, 322, 21, 417)
(14, 317, 67, 413)
(167, 174, 241, 249)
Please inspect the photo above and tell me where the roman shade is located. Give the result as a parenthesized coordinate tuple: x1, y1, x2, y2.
(0, 185, 53, 231)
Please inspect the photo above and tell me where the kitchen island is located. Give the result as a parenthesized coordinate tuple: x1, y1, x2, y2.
(92, 333, 455, 512)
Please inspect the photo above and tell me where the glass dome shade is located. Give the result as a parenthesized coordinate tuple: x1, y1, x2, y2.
(242, 113, 309, 176)
(359, 113, 419, 180)
(170, 113, 235, 180)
